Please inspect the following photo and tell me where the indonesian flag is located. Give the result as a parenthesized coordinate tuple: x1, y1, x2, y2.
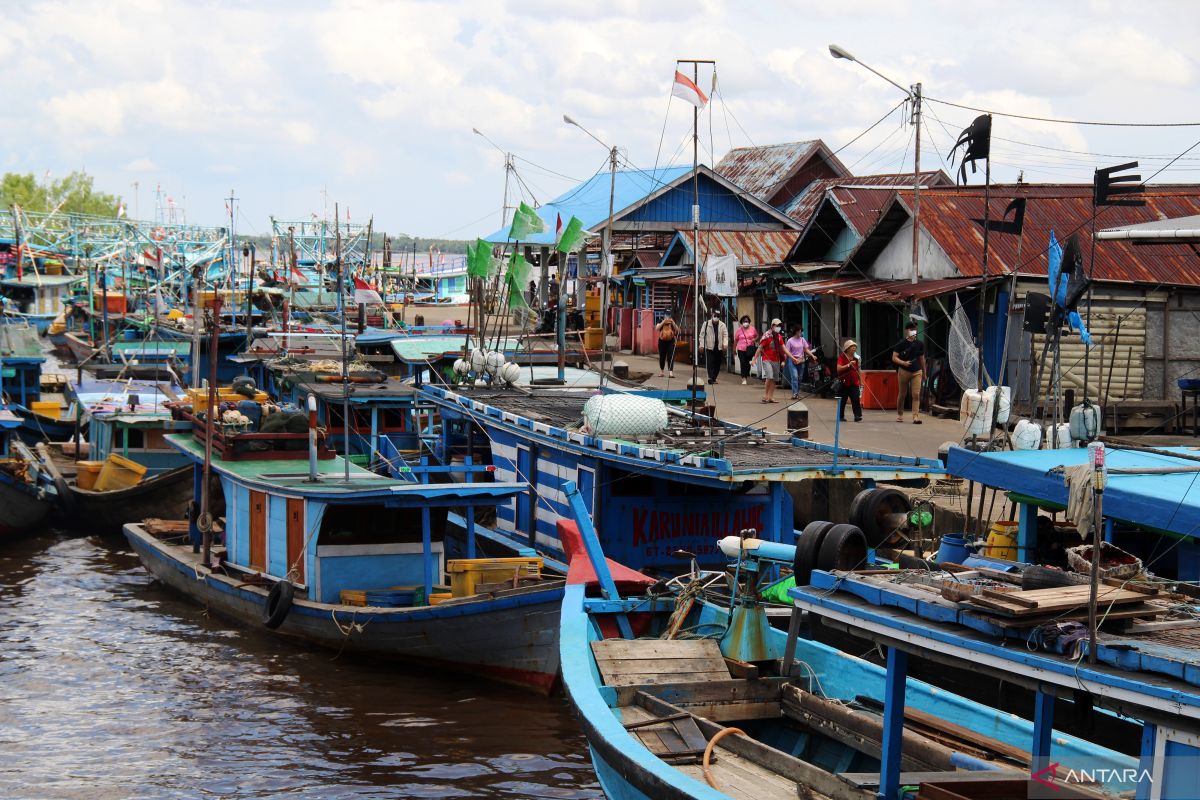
(555, 213, 563, 242)
(672, 70, 708, 109)
(117, 201, 127, 218)
(291, 265, 307, 285)
(353, 276, 382, 306)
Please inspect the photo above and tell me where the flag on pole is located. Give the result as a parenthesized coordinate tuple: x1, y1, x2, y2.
(671, 70, 708, 109)
(504, 252, 532, 309)
(555, 213, 563, 242)
(467, 239, 492, 279)
(117, 201, 127, 218)
(556, 216, 587, 254)
(353, 276, 382, 306)
(508, 201, 546, 240)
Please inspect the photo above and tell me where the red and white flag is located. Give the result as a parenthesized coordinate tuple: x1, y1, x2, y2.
(353, 276, 383, 306)
(555, 213, 563, 242)
(671, 70, 708, 109)
(291, 265, 307, 285)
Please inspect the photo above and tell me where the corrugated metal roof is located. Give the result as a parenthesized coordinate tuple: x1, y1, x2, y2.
(715, 141, 821, 202)
(671, 229, 800, 267)
(783, 171, 954, 228)
(785, 276, 981, 302)
(887, 184, 1200, 286)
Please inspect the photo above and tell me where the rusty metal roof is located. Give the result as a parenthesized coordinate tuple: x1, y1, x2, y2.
(715, 141, 844, 204)
(783, 170, 954, 228)
(669, 229, 800, 268)
(872, 184, 1200, 286)
(785, 276, 981, 302)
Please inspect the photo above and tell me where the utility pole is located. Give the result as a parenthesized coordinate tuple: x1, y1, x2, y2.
(678, 58, 715, 414)
(911, 82, 922, 284)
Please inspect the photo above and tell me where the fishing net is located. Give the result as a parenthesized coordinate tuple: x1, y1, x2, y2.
(948, 300, 979, 392)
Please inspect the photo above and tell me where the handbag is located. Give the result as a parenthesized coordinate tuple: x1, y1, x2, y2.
(831, 378, 845, 396)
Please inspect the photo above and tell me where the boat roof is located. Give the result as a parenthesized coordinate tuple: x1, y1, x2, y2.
(300, 380, 420, 403)
(71, 379, 181, 419)
(947, 444, 1200, 537)
(110, 340, 191, 356)
(0, 274, 84, 288)
(0, 324, 44, 358)
(424, 386, 941, 481)
(164, 432, 526, 504)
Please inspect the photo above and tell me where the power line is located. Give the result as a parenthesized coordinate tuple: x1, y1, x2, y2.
(830, 99, 907, 157)
(926, 96, 1200, 127)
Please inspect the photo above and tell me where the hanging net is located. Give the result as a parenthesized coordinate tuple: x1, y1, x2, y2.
(948, 300, 979, 392)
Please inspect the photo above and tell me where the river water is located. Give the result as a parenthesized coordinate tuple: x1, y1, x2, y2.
(0, 531, 602, 799)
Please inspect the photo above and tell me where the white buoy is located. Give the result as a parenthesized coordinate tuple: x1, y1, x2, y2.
(453, 358, 470, 375)
(498, 361, 521, 385)
(961, 389, 993, 437)
(485, 351, 506, 374)
(582, 395, 669, 436)
(470, 349, 488, 372)
(1012, 419, 1042, 450)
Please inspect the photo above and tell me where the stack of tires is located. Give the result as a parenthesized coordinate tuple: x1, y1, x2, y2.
(792, 488, 913, 585)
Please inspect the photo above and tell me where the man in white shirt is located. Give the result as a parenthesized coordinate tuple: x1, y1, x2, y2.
(700, 309, 729, 385)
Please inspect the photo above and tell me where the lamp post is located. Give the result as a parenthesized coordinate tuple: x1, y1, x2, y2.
(830, 44, 923, 284)
(564, 114, 618, 382)
(472, 127, 513, 230)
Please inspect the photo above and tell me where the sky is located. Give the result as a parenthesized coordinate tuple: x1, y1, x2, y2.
(7, 0, 1200, 240)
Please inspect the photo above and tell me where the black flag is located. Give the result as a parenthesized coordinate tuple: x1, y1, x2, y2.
(1061, 234, 1090, 311)
(1094, 161, 1145, 207)
(949, 114, 992, 184)
(973, 197, 1026, 235)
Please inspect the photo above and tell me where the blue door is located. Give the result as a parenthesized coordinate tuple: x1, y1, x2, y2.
(516, 445, 534, 543)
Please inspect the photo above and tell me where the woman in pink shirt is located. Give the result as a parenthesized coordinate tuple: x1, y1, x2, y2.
(784, 325, 814, 400)
(733, 315, 757, 385)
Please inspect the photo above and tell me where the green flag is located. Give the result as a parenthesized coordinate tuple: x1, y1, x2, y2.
(556, 215, 587, 254)
(467, 239, 491, 279)
(508, 201, 546, 241)
(505, 252, 532, 308)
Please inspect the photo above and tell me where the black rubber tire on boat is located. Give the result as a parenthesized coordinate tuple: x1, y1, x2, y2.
(262, 580, 295, 629)
(896, 554, 939, 570)
(856, 488, 912, 548)
(847, 489, 873, 531)
(793, 521, 836, 585)
(816, 524, 869, 572)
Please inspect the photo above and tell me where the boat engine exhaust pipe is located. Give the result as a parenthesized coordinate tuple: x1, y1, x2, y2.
(307, 394, 318, 482)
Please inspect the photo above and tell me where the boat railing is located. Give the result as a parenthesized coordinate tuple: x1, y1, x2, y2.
(165, 400, 336, 462)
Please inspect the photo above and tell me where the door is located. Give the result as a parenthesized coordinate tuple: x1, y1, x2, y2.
(516, 445, 534, 544)
(249, 490, 266, 571)
(286, 497, 305, 584)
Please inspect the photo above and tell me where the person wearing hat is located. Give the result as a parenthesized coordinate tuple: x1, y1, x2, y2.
(755, 318, 786, 403)
(699, 308, 729, 385)
(836, 339, 863, 422)
(892, 321, 926, 424)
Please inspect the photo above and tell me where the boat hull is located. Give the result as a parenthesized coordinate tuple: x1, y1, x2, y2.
(63, 466, 193, 535)
(14, 410, 79, 446)
(0, 475, 54, 536)
(125, 523, 564, 692)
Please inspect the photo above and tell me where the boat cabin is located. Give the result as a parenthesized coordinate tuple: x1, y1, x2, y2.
(73, 380, 191, 476)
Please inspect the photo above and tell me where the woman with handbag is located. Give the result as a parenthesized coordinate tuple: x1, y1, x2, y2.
(733, 315, 757, 384)
(836, 339, 863, 422)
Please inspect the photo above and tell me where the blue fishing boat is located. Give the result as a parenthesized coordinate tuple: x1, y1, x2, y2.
(0, 409, 59, 537)
(558, 482, 1160, 800)
(0, 273, 84, 334)
(123, 415, 567, 691)
(421, 385, 941, 571)
(39, 378, 193, 532)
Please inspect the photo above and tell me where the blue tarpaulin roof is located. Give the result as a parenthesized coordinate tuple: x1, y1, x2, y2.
(483, 166, 692, 245)
(947, 445, 1200, 538)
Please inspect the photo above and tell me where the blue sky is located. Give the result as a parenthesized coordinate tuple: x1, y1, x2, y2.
(7, 0, 1200, 239)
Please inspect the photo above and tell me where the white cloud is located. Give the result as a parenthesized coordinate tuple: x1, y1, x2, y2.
(122, 157, 158, 172)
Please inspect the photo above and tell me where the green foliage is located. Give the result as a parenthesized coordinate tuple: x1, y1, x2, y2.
(0, 171, 121, 217)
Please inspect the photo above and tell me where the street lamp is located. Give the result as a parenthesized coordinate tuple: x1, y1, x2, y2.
(829, 43, 923, 284)
(563, 114, 620, 382)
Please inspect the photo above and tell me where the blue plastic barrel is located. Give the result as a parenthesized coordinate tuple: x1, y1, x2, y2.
(937, 534, 970, 565)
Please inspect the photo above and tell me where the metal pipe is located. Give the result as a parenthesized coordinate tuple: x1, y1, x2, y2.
(307, 393, 318, 482)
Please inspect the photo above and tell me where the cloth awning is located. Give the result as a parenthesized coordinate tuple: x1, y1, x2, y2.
(784, 276, 981, 302)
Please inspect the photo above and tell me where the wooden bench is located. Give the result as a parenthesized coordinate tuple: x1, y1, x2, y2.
(1105, 400, 1179, 435)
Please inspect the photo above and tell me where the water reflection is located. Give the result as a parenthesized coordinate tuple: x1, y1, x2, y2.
(0, 533, 600, 799)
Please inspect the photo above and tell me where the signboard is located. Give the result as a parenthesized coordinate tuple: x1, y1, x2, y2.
(605, 496, 771, 567)
(704, 254, 738, 297)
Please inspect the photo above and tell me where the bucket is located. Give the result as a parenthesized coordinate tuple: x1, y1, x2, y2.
(937, 534, 971, 565)
(74, 460, 104, 491)
(983, 520, 1019, 560)
(93, 453, 148, 491)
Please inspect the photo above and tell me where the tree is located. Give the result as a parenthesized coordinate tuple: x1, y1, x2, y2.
(0, 170, 120, 216)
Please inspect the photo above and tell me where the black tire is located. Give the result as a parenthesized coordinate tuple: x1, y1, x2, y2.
(262, 580, 295, 629)
(858, 488, 912, 548)
(817, 524, 869, 572)
(897, 554, 938, 570)
(793, 521, 836, 585)
(848, 489, 873, 531)
(1021, 564, 1088, 591)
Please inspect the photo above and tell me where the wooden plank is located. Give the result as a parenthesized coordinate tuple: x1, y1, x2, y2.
(840, 771, 1024, 789)
(981, 587, 1035, 607)
(592, 638, 723, 659)
(979, 602, 1162, 630)
(595, 657, 732, 675)
(723, 657, 760, 679)
(615, 677, 787, 708)
(604, 670, 731, 687)
(1117, 618, 1200, 634)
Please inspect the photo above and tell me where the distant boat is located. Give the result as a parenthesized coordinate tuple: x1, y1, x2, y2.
(0, 410, 58, 536)
(0, 273, 85, 334)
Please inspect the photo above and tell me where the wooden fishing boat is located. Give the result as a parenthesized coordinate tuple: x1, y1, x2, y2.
(558, 482, 1149, 800)
(0, 273, 84, 334)
(0, 410, 58, 536)
(124, 419, 566, 691)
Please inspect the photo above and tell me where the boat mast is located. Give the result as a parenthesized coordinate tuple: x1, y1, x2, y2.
(679, 58, 714, 413)
(336, 203, 350, 482)
(201, 296, 221, 569)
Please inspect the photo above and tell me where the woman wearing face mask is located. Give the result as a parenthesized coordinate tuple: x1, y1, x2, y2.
(733, 315, 757, 385)
(756, 318, 785, 403)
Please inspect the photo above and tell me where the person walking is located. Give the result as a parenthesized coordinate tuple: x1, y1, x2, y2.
(655, 313, 680, 377)
(755, 318, 786, 403)
(784, 324, 814, 400)
(733, 315, 757, 385)
(700, 309, 729, 385)
(837, 339, 864, 422)
(892, 321, 926, 424)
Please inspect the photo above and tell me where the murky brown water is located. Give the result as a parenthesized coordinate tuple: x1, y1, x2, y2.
(0, 532, 601, 799)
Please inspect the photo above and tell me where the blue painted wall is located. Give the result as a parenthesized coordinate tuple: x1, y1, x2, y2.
(623, 174, 778, 225)
(267, 494, 287, 577)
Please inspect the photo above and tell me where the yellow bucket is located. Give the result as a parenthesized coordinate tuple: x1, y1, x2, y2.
(94, 453, 148, 492)
(447, 557, 542, 597)
(983, 520, 1019, 561)
(74, 461, 105, 491)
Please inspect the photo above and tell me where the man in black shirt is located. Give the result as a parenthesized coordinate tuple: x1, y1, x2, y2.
(892, 322, 926, 424)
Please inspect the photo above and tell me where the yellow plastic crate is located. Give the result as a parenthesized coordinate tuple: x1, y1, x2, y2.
(93, 453, 148, 492)
(447, 557, 542, 597)
(185, 387, 269, 411)
(74, 461, 104, 491)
